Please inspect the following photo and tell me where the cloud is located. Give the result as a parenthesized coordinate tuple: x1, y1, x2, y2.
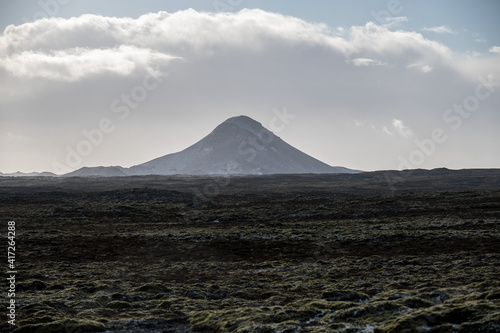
(384, 16, 408, 27)
(382, 126, 394, 136)
(345, 22, 452, 65)
(0, 11, 341, 56)
(387, 16, 408, 23)
(392, 119, 413, 137)
(490, 46, 500, 54)
(1, 46, 178, 81)
(382, 119, 413, 138)
(372, 15, 408, 28)
(421, 25, 456, 34)
(0, 10, 453, 81)
(6, 132, 30, 142)
(407, 63, 433, 73)
(350, 58, 386, 67)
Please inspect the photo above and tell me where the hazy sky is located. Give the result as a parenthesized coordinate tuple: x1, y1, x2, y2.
(0, 0, 499, 173)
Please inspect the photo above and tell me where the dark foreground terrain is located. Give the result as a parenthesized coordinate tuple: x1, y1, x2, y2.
(1, 169, 500, 332)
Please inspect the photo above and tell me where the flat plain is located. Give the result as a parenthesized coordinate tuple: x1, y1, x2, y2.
(1, 169, 500, 332)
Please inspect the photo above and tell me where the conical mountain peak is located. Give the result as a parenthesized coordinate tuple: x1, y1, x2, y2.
(65, 115, 358, 176)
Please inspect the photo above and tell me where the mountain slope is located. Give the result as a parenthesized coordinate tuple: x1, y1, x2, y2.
(63, 166, 129, 177)
(0, 171, 57, 177)
(127, 115, 356, 175)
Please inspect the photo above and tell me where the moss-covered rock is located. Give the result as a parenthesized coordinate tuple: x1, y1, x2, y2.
(233, 288, 273, 300)
(401, 296, 435, 309)
(321, 290, 369, 302)
(374, 302, 497, 333)
(106, 300, 132, 309)
(17, 279, 47, 291)
(458, 314, 500, 332)
(47, 284, 65, 290)
(13, 319, 106, 333)
(189, 307, 292, 332)
(133, 283, 169, 293)
(485, 289, 500, 300)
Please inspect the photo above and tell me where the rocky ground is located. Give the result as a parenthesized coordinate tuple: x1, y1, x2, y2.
(1, 169, 499, 332)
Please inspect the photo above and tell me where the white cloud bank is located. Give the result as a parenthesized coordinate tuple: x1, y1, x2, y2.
(1, 46, 178, 81)
(0, 10, 454, 81)
(0, 9, 499, 172)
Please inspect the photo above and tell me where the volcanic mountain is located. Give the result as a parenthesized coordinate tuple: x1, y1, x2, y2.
(66, 116, 358, 176)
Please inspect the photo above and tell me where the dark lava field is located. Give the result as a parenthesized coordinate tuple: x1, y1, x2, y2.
(1, 169, 500, 332)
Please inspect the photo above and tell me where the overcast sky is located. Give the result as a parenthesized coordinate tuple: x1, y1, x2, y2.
(0, 0, 499, 174)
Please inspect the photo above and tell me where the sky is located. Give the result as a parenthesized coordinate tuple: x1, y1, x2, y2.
(0, 0, 499, 174)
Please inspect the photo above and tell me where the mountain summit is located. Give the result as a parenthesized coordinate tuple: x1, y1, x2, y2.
(66, 116, 357, 176)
